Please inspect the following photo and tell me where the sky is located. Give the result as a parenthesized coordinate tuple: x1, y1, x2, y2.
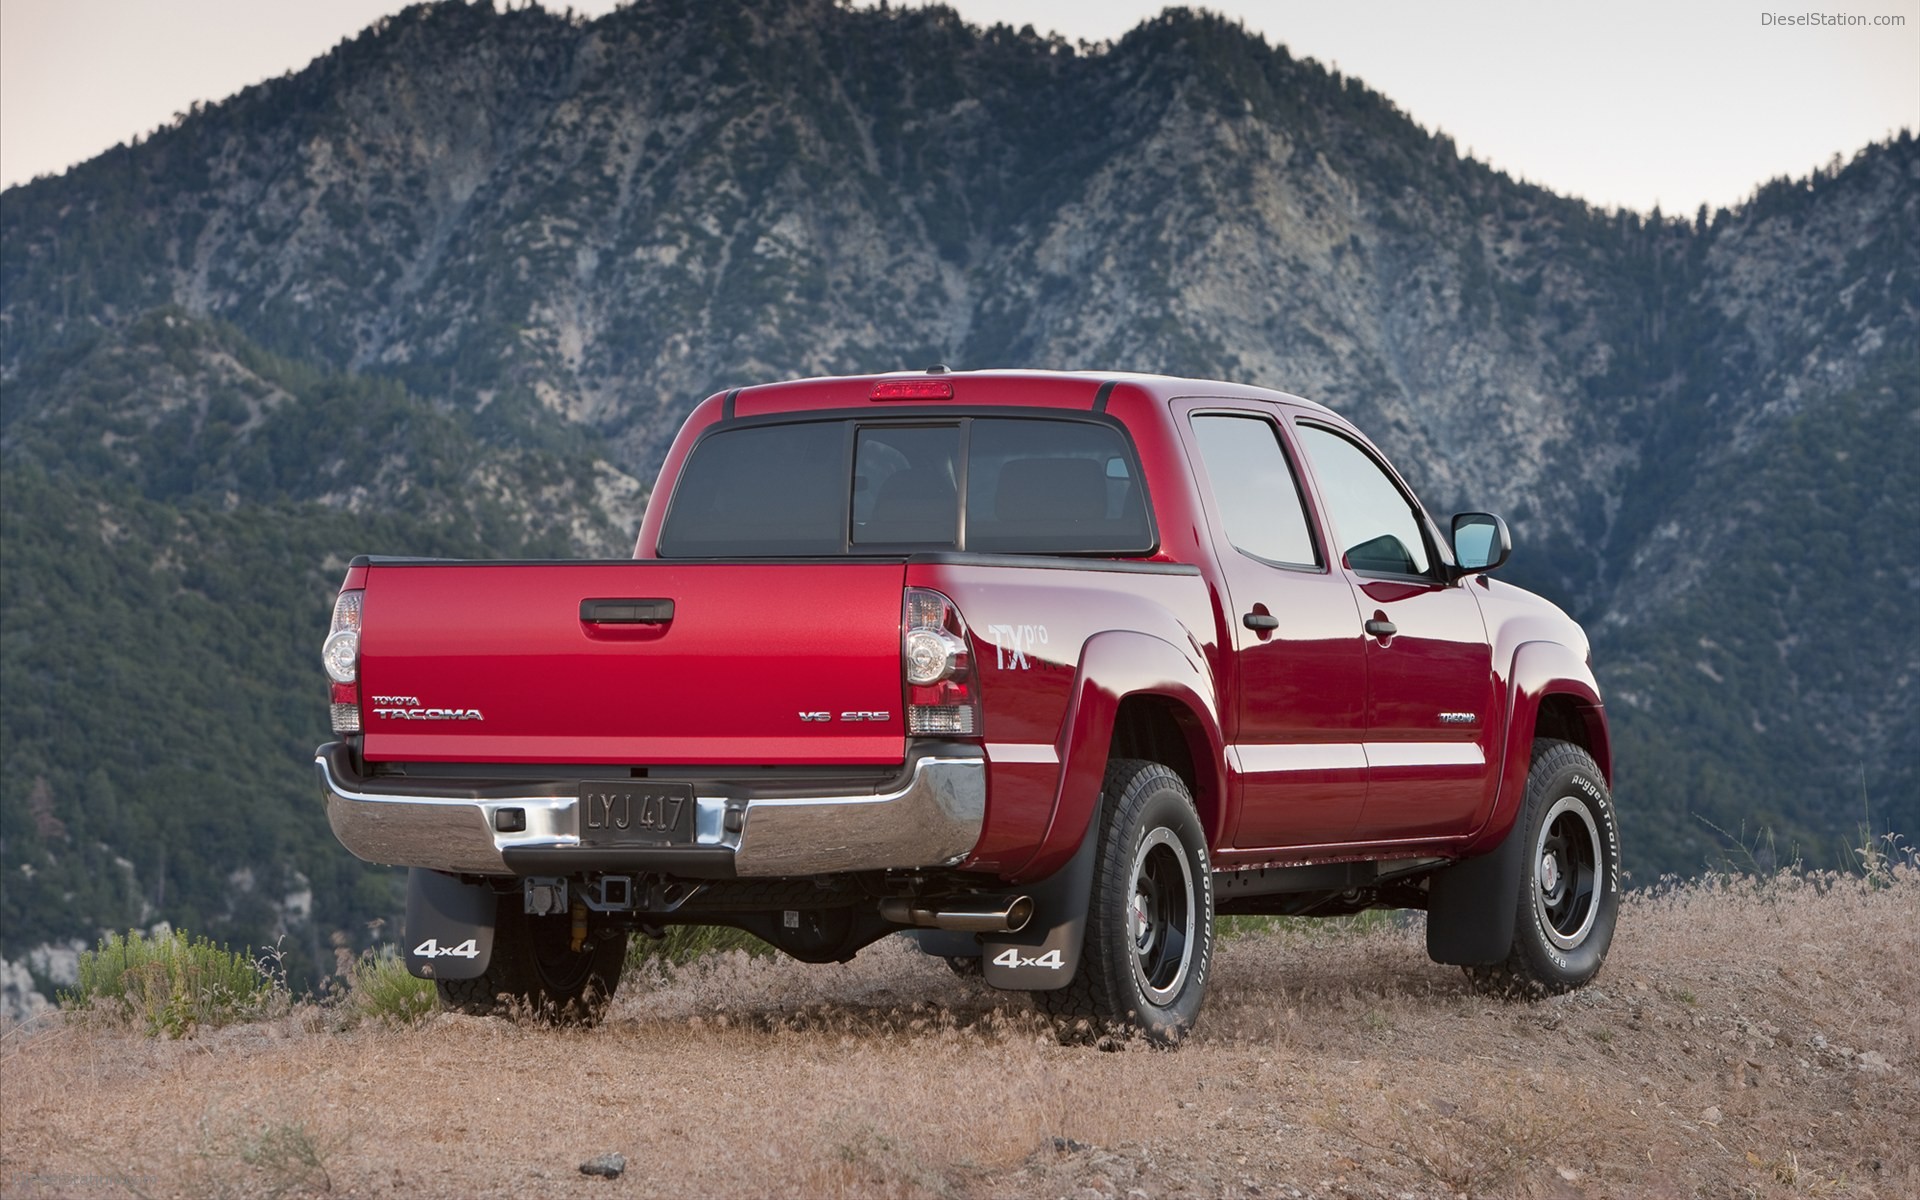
(1, 0, 1915, 211)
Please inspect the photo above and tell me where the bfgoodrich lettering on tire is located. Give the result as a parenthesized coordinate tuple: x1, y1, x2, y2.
(1037, 758, 1213, 1044)
(1470, 739, 1622, 997)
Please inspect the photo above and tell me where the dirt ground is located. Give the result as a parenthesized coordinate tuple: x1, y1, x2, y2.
(3, 868, 1915, 1200)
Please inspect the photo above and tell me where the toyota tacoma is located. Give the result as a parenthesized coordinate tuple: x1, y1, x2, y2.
(315, 369, 1621, 1041)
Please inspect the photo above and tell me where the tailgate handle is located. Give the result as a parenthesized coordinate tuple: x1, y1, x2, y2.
(580, 598, 675, 624)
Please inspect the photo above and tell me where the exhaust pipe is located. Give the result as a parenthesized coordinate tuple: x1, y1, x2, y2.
(881, 895, 1034, 933)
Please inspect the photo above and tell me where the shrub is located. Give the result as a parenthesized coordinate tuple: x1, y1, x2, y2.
(234, 1119, 336, 1199)
(1853, 831, 1912, 889)
(62, 928, 274, 1036)
(342, 946, 436, 1026)
(629, 924, 771, 971)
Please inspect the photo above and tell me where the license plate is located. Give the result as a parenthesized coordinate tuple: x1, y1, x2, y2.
(578, 781, 696, 846)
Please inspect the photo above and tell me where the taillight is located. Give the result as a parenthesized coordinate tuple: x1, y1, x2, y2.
(903, 588, 980, 736)
(323, 590, 363, 733)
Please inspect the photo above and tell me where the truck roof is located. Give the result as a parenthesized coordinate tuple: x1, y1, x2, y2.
(718, 369, 1339, 421)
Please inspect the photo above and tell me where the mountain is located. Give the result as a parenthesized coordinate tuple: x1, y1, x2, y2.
(0, 308, 643, 987)
(2, 0, 1914, 987)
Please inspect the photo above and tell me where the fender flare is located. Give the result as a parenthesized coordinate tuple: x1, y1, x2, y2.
(1007, 629, 1223, 883)
(1467, 639, 1609, 859)
(1428, 641, 1608, 965)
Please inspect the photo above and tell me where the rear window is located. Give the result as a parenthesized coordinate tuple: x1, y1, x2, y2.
(657, 417, 1153, 558)
(653, 421, 847, 556)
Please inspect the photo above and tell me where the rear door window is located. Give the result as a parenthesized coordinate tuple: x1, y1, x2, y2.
(1188, 413, 1320, 568)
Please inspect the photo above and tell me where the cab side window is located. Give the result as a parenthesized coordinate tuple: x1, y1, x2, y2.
(1296, 424, 1432, 577)
(1190, 414, 1320, 568)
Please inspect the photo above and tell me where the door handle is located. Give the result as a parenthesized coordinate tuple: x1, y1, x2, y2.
(1364, 618, 1397, 638)
(1242, 612, 1279, 631)
(580, 598, 675, 624)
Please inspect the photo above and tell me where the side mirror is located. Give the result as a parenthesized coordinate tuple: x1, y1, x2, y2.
(1451, 512, 1511, 574)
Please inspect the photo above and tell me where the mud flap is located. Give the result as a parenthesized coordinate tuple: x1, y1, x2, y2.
(403, 869, 497, 980)
(981, 829, 1099, 991)
(1425, 812, 1527, 966)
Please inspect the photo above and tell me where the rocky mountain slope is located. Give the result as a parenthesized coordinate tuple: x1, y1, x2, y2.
(2, 0, 1914, 984)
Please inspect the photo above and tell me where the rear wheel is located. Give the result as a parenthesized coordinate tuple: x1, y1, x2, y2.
(1036, 758, 1213, 1044)
(437, 894, 626, 1023)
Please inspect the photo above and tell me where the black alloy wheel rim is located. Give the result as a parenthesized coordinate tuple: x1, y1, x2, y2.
(1534, 797, 1602, 950)
(1127, 828, 1196, 1004)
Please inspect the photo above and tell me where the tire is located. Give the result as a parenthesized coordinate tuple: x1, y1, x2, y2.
(1468, 739, 1622, 997)
(1036, 758, 1213, 1044)
(437, 893, 626, 1023)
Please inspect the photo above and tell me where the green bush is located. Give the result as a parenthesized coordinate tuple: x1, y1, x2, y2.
(628, 924, 771, 971)
(343, 946, 436, 1026)
(62, 928, 274, 1036)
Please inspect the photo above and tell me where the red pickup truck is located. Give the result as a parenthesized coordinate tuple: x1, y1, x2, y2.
(316, 370, 1619, 1040)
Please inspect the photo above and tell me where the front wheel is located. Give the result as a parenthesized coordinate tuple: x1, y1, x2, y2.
(437, 893, 626, 1023)
(1036, 758, 1213, 1044)
(1468, 739, 1621, 997)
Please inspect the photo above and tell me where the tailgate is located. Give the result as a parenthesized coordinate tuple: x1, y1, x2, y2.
(357, 562, 908, 765)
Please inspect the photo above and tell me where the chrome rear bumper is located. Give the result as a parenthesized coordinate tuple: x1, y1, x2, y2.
(314, 746, 986, 878)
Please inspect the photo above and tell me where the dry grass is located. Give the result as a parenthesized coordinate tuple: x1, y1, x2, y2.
(3, 867, 1915, 1199)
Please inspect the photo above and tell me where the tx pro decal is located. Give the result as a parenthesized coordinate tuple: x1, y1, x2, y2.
(984, 623, 1049, 670)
